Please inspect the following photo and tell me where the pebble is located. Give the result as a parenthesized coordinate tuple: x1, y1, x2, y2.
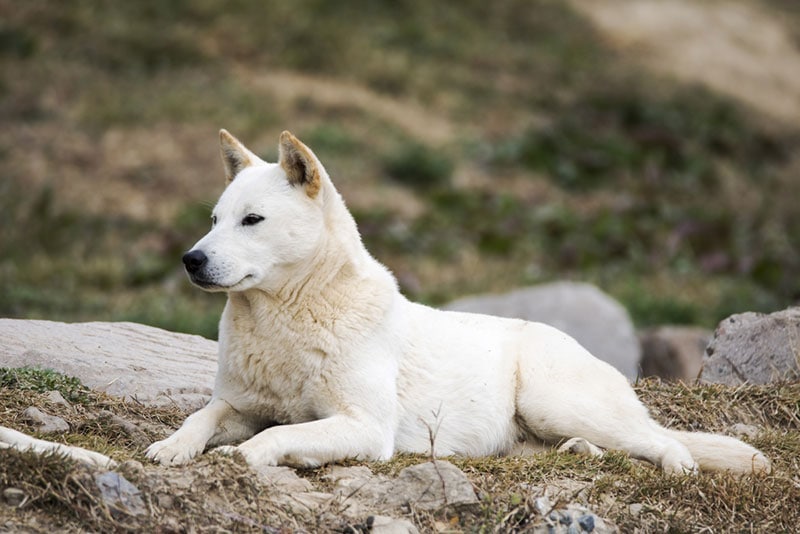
(577, 514, 595, 532)
(44, 390, 70, 407)
(94, 471, 146, 518)
(3, 488, 25, 507)
(534, 496, 551, 515)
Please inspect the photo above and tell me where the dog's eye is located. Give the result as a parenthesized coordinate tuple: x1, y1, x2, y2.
(241, 214, 265, 226)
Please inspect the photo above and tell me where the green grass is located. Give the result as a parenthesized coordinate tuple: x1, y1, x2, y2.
(0, 367, 91, 404)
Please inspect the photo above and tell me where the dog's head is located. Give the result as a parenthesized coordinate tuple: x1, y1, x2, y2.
(182, 130, 329, 293)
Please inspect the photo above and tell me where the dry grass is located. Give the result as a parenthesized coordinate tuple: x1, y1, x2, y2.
(2, 373, 799, 532)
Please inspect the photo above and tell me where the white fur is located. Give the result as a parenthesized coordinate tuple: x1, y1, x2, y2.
(0, 425, 116, 468)
(146, 130, 770, 475)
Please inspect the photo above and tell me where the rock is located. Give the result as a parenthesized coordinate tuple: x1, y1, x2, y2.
(369, 515, 420, 534)
(389, 461, 478, 511)
(94, 471, 146, 518)
(444, 282, 640, 380)
(531, 503, 613, 534)
(533, 496, 551, 516)
(276, 491, 335, 515)
(639, 326, 712, 382)
(44, 390, 70, 407)
(577, 514, 595, 531)
(328, 461, 477, 514)
(0, 319, 217, 411)
(97, 411, 150, 448)
(22, 407, 69, 434)
(3, 488, 26, 507)
(254, 465, 314, 493)
(700, 308, 800, 385)
(327, 465, 374, 485)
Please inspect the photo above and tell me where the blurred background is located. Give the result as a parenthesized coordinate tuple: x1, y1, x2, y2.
(1, 0, 799, 340)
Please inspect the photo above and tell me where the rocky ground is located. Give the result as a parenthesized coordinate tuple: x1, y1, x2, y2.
(1, 317, 799, 532)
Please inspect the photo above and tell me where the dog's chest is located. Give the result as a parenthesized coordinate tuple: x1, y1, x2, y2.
(218, 323, 339, 425)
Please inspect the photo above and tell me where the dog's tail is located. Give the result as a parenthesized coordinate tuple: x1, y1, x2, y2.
(666, 428, 771, 474)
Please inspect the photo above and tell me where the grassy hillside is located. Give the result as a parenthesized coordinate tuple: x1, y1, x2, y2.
(2, 0, 800, 338)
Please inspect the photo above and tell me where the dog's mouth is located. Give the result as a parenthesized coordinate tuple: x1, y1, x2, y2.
(188, 273, 254, 292)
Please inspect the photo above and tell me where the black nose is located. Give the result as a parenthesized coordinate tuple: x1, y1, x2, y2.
(182, 250, 208, 274)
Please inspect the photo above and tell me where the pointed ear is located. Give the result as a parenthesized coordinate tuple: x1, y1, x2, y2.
(219, 129, 261, 184)
(278, 131, 322, 198)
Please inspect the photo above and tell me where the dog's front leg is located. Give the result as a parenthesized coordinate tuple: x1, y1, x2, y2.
(225, 414, 393, 469)
(146, 398, 255, 466)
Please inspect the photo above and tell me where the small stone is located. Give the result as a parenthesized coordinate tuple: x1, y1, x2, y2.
(629, 503, 643, 517)
(254, 465, 313, 493)
(3, 488, 25, 507)
(94, 471, 146, 518)
(22, 407, 69, 434)
(577, 514, 595, 532)
(533, 496, 551, 516)
(568, 524, 581, 534)
(369, 515, 420, 534)
(44, 390, 70, 407)
(559, 511, 573, 525)
(157, 493, 174, 509)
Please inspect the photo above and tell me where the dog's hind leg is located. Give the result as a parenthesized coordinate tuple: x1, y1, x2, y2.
(146, 397, 259, 466)
(515, 326, 698, 474)
(0, 425, 117, 468)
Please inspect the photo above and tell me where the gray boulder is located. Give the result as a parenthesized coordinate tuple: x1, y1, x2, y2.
(0, 319, 216, 411)
(444, 282, 641, 380)
(700, 307, 800, 385)
(639, 326, 712, 382)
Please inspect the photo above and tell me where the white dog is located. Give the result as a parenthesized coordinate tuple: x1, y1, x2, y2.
(146, 130, 770, 475)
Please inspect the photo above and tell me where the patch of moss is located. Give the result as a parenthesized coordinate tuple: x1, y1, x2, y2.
(0, 367, 91, 404)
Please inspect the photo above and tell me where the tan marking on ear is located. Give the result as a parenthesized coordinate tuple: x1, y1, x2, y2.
(220, 129, 253, 185)
(279, 130, 321, 198)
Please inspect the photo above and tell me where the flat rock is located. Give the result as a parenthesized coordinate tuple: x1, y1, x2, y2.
(329, 461, 477, 514)
(254, 465, 314, 493)
(0, 319, 217, 411)
(444, 282, 641, 380)
(700, 308, 800, 385)
(22, 407, 69, 434)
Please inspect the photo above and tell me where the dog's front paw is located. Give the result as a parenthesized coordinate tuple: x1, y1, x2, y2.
(145, 434, 205, 466)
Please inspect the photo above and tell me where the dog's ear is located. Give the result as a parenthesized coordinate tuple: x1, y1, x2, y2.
(279, 131, 322, 198)
(219, 129, 261, 184)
